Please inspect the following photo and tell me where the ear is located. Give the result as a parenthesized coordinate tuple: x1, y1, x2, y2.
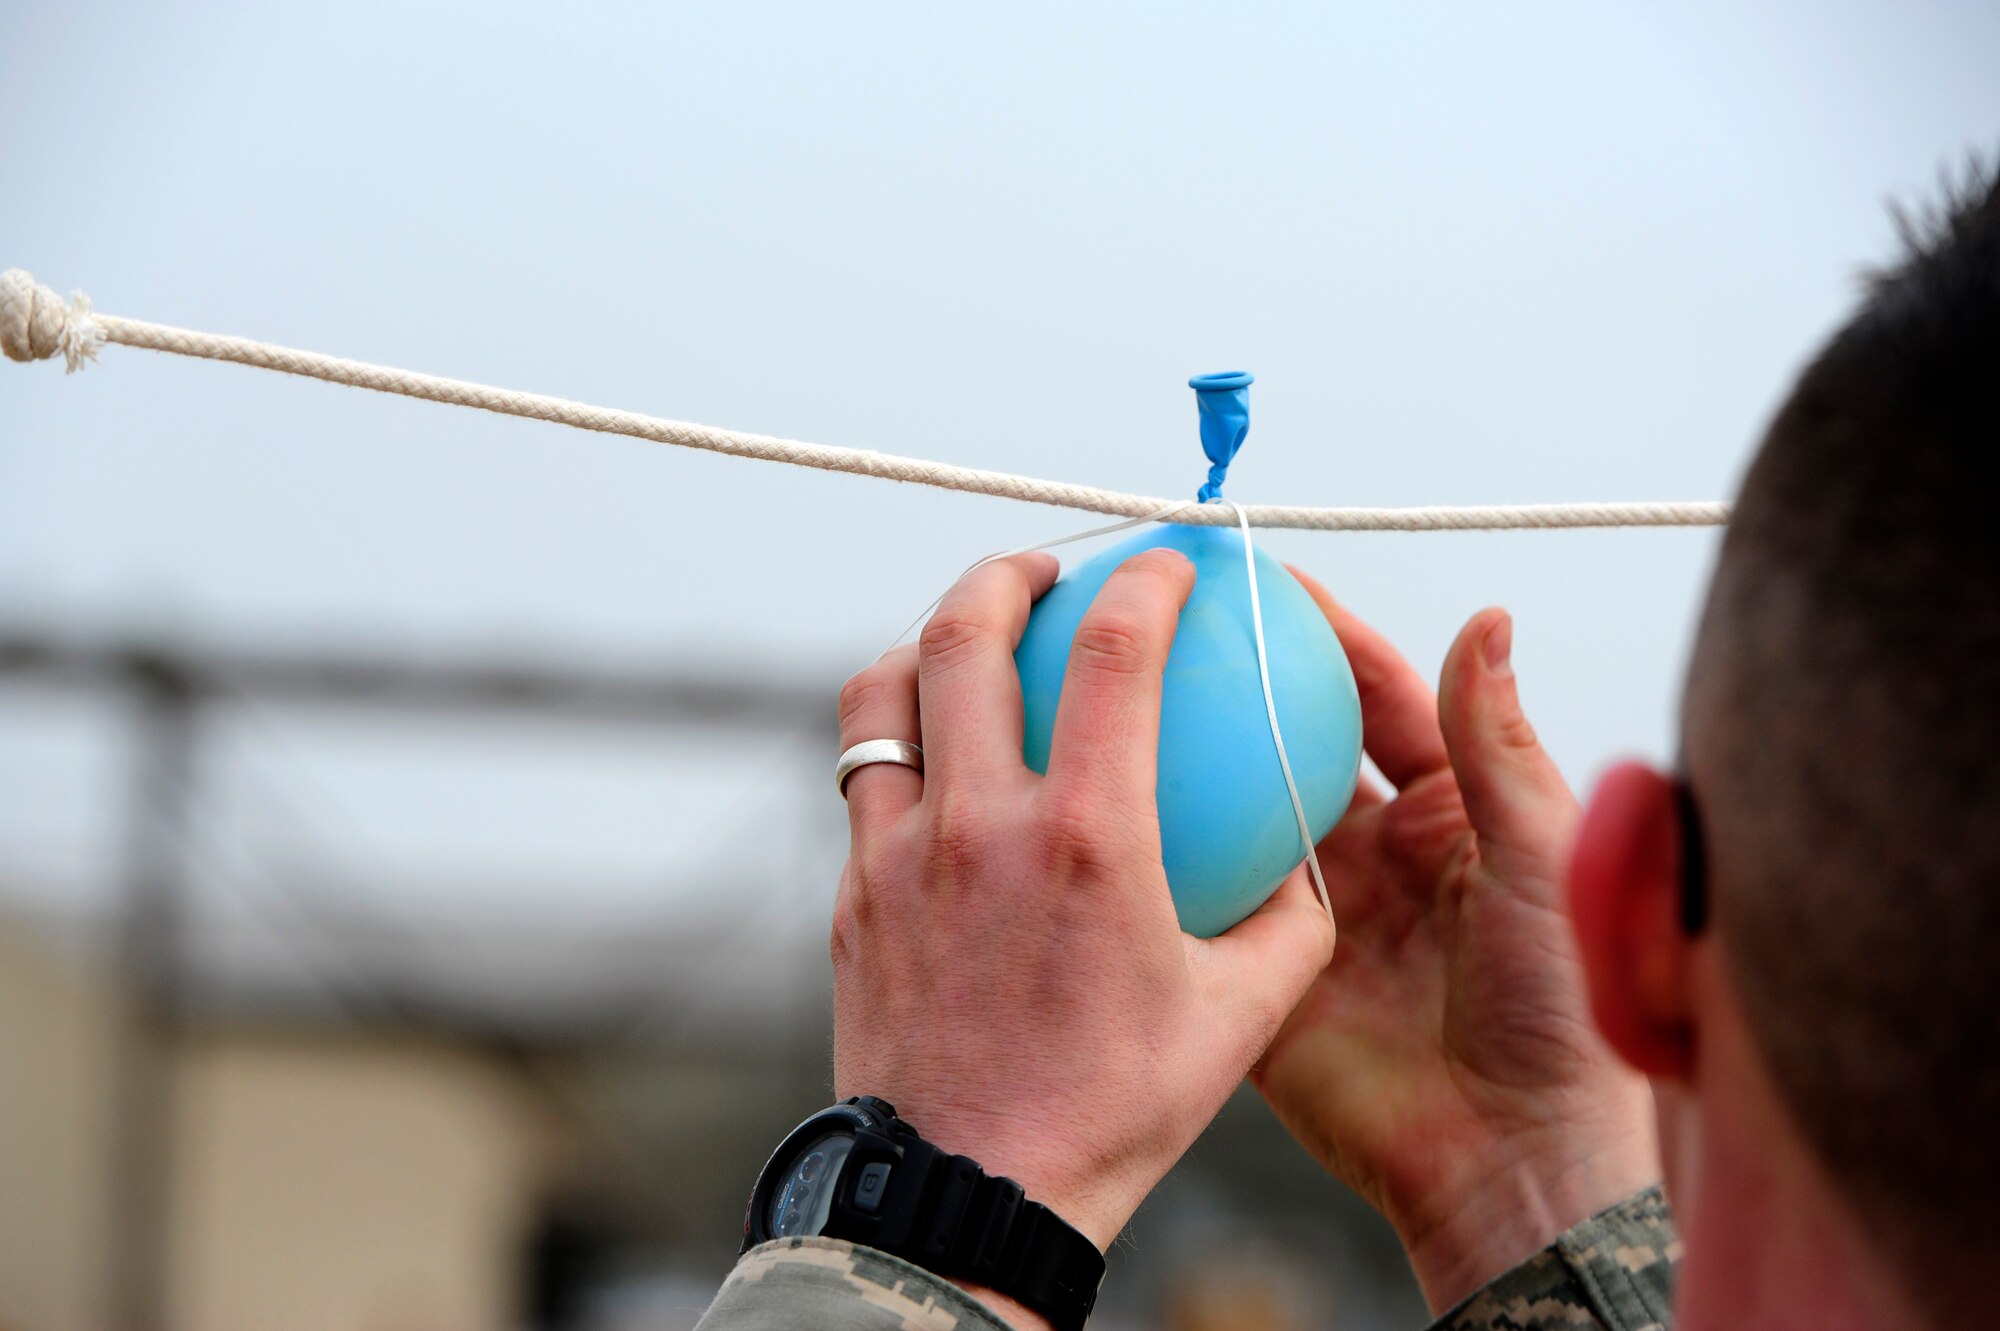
(1568, 762, 1696, 1081)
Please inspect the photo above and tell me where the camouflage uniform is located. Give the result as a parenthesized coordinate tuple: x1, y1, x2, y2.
(1434, 1187, 1677, 1331)
(697, 1237, 1013, 1331)
(695, 1186, 1678, 1331)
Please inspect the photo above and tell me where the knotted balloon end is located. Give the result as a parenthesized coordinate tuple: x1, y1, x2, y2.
(1189, 370, 1254, 503)
(2, 269, 105, 373)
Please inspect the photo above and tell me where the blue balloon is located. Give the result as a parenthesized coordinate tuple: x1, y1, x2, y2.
(1015, 523, 1364, 937)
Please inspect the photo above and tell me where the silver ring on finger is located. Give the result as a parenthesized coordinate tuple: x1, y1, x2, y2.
(835, 739, 925, 798)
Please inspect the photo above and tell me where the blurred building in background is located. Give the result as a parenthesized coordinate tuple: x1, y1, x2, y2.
(0, 628, 1425, 1331)
(0, 920, 564, 1331)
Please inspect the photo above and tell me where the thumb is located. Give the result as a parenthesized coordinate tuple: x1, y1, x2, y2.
(1191, 867, 1337, 1050)
(1437, 608, 1580, 872)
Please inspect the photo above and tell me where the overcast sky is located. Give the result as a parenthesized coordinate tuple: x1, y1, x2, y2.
(3, 1, 1997, 929)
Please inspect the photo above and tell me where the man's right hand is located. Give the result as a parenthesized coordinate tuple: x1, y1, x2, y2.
(1252, 575, 1660, 1314)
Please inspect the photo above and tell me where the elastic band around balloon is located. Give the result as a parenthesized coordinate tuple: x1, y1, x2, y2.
(886, 502, 1192, 654)
(1224, 500, 1334, 924)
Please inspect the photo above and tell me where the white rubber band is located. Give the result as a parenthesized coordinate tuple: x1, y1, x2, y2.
(1227, 502, 1335, 924)
(887, 502, 1191, 654)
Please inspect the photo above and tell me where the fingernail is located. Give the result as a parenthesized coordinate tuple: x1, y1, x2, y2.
(1483, 612, 1514, 678)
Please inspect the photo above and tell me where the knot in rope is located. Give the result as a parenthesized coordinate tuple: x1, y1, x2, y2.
(1, 270, 103, 372)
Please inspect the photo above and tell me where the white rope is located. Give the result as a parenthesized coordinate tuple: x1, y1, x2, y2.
(1, 270, 103, 373)
(1227, 503, 1334, 924)
(1, 269, 1731, 532)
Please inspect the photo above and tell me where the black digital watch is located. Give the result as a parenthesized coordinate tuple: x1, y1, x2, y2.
(742, 1096, 1106, 1331)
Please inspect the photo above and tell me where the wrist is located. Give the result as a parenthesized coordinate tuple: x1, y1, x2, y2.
(878, 1095, 1148, 1251)
(1393, 1139, 1660, 1314)
(749, 1095, 1110, 1330)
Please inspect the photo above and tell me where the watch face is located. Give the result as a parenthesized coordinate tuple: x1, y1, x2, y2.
(764, 1130, 856, 1238)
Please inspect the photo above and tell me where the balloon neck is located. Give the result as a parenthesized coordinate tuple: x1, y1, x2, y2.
(1188, 371, 1254, 503)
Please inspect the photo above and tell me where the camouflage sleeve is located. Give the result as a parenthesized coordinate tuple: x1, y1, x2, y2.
(1430, 1185, 1680, 1331)
(694, 1237, 1014, 1331)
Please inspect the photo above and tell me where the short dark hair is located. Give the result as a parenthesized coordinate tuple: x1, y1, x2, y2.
(1686, 155, 2000, 1323)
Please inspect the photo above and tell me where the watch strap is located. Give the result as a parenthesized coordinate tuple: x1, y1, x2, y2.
(923, 1153, 1103, 1331)
(745, 1099, 1105, 1329)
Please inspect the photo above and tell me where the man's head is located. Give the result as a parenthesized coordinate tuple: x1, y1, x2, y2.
(1570, 158, 2000, 1322)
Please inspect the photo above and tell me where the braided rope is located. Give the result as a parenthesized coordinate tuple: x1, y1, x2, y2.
(3, 269, 1729, 531)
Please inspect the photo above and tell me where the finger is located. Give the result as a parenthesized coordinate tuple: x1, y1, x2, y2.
(1190, 868, 1338, 1044)
(1436, 608, 1581, 869)
(1044, 548, 1196, 802)
(1289, 568, 1449, 790)
(915, 553, 1060, 798)
(837, 645, 923, 835)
